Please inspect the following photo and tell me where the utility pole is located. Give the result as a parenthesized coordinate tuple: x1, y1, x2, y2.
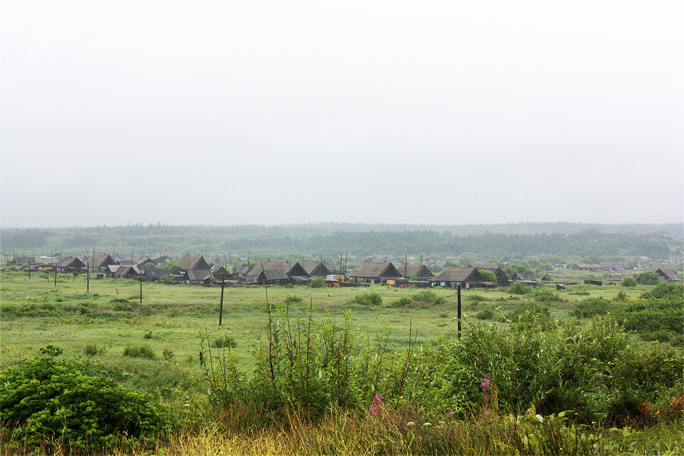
(86, 261, 90, 293)
(457, 285, 462, 339)
(219, 273, 226, 326)
(139, 276, 143, 305)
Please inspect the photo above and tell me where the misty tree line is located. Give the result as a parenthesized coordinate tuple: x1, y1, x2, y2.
(1, 225, 680, 261)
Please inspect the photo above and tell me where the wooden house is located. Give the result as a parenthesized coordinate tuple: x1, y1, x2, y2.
(469, 262, 509, 287)
(56, 256, 86, 272)
(9, 256, 37, 267)
(301, 261, 332, 277)
(348, 262, 402, 284)
(433, 267, 490, 289)
(510, 272, 536, 282)
(655, 268, 681, 283)
(187, 269, 212, 284)
(211, 265, 231, 281)
(177, 254, 211, 271)
(245, 260, 308, 285)
(91, 253, 117, 271)
(393, 263, 434, 279)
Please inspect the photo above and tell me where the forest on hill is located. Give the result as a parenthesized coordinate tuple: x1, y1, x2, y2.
(1, 223, 681, 261)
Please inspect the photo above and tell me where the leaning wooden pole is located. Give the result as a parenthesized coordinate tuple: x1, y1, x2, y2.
(219, 273, 226, 326)
(457, 285, 462, 339)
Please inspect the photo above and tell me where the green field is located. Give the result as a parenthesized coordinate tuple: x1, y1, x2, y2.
(2, 269, 683, 454)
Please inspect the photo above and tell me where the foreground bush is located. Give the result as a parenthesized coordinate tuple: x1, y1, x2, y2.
(0, 345, 176, 452)
(201, 300, 684, 426)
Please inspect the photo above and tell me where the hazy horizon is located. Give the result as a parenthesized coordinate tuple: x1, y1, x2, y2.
(2, 0, 682, 228)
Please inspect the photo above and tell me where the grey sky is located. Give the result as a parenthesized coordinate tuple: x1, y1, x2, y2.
(1, 0, 682, 228)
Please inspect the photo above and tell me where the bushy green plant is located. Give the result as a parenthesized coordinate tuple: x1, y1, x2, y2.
(476, 309, 495, 320)
(638, 271, 660, 285)
(533, 288, 560, 303)
(351, 292, 382, 306)
(310, 276, 325, 288)
(571, 297, 612, 318)
(621, 277, 637, 287)
(213, 334, 237, 349)
(509, 281, 531, 295)
(0, 346, 176, 451)
(123, 344, 156, 359)
(412, 289, 445, 304)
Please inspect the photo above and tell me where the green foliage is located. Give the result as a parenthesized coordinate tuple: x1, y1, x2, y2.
(411, 289, 445, 305)
(533, 287, 560, 303)
(167, 259, 181, 275)
(123, 344, 156, 360)
(640, 282, 683, 300)
(621, 277, 637, 287)
(638, 271, 660, 285)
(0, 346, 176, 451)
(213, 334, 237, 349)
(479, 269, 497, 284)
(476, 308, 495, 320)
(571, 297, 612, 318)
(84, 344, 106, 357)
(509, 281, 531, 295)
(350, 291, 382, 306)
(504, 263, 532, 277)
(310, 276, 325, 288)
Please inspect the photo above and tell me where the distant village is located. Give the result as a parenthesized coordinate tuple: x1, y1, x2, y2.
(5, 253, 681, 289)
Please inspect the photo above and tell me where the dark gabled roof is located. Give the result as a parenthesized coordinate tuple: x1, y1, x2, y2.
(393, 263, 434, 278)
(656, 268, 680, 281)
(136, 258, 155, 266)
(138, 265, 168, 279)
(115, 265, 140, 278)
(187, 269, 212, 282)
(56, 257, 86, 269)
(512, 272, 536, 281)
(177, 254, 211, 271)
(349, 262, 402, 279)
(245, 261, 305, 280)
(434, 268, 486, 283)
(301, 261, 332, 276)
(92, 253, 117, 269)
(11, 256, 36, 265)
(261, 269, 291, 281)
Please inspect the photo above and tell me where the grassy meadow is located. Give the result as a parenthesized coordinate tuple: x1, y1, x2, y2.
(1, 268, 683, 455)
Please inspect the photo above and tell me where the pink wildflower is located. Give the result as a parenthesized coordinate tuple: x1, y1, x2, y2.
(375, 395, 382, 403)
(481, 378, 490, 388)
(483, 410, 490, 417)
(449, 410, 455, 416)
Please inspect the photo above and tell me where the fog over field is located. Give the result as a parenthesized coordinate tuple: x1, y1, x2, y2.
(1, 0, 682, 228)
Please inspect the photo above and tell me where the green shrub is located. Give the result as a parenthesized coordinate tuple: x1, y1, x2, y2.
(0, 346, 176, 451)
(83, 344, 105, 357)
(351, 292, 382, 306)
(571, 297, 612, 318)
(638, 271, 660, 285)
(476, 309, 495, 320)
(213, 334, 237, 349)
(412, 289, 445, 304)
(465, 294, 487, 303)
(123, 344, 156, 360)
(533, 288, 560, 303)
(163, 348, 175, 361)
(310, 276, 325, 288)
(621, 277, 637, 287)
(509, 281, 531, 295)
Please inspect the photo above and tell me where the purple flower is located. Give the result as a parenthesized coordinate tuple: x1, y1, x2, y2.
(370, 404, 379, 415)
(449, 410, 455, 416)
(375, 395, 382, 403)
(481, 378, 490, 388)
(483, 410, 490, 417)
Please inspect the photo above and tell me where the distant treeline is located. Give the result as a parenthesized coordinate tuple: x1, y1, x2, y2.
(2, 223, 682, 260)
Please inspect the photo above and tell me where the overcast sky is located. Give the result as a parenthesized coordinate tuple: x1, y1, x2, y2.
(1, 0, 682, 228)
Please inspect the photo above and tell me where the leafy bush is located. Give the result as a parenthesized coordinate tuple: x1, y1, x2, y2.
(479, 269, 497, 284)
(509, 282, 531, 295)
(213, 334, 237, 349)
(84, 344, 106, 357)
(351, 292, 382, 306)
(123, 344, 156, 359)
(412, 289, 445, 304)
(571, 297, 612, 318)
(476, 309, 495, 320)
(0, 346, 176, 451)
(638, 271, 660, 285)
(465, 294, 487, 303)
(533, 288, 560, 303)
(621, 277, 637, 287)
(310, 276, 325, 288)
